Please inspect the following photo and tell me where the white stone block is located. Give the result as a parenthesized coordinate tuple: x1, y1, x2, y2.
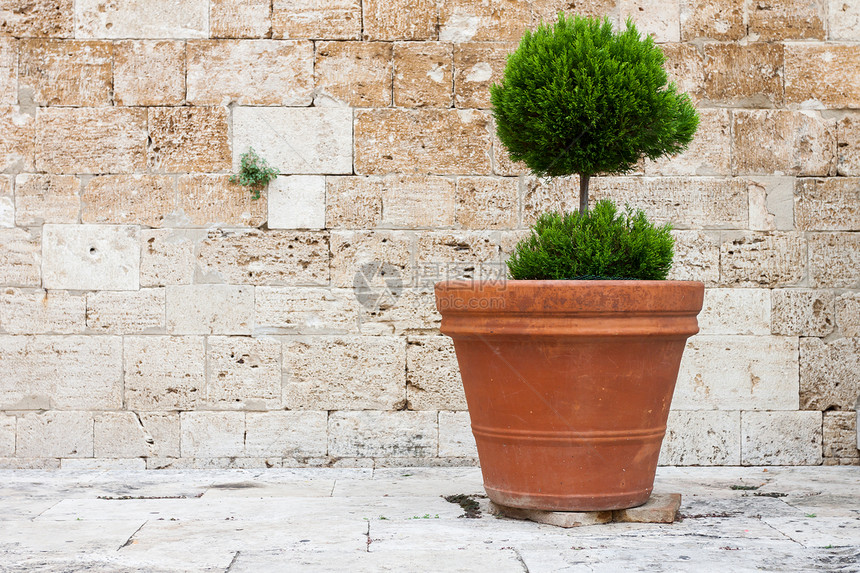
(0, 289, 86, 334)
(328, 411, 437, 458)
(245, 411, 328, 457)
(438, 411, 477, 457)
(124, 336, 205, 411)
(658, 410, 741, 466)
(166, 285, 254, 335)
(61, 458, 147, 470)
(75, 0, 209, 38)
(17, 411, 94, 458)
(86, 288, 165, 334)
(94, 412, 179, 458)
(742, 411, 823, 465)
(180, 411, 246, 458)
(0, 175, 12, 228)
(0, 415, 14, 457)
(268, 176, 326, 229)
(0, 228, 41, 287)
(42, 224, 139, 291)
(698, 288, 771, 335)
(205, 336, 282, 410)
(255, 287, 359, 334)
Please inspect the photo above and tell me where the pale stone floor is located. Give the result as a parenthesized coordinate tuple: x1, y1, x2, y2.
(0, 467, 858, 572)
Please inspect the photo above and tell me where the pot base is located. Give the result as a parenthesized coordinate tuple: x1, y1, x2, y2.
(486, 486, 652, 512)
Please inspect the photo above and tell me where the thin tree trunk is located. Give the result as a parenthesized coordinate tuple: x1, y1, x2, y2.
(579, 173, 591, 215)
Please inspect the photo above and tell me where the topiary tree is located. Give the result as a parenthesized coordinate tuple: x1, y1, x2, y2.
(490, 14, 699, 214)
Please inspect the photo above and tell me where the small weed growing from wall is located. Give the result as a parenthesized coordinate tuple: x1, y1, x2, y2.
(231, 148, 279, 200)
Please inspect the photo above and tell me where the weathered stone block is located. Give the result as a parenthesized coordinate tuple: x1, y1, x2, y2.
(330, 230, 413, 288)
(1, 106, 35, 172)
(741, 411, 823, 466)
(680, 0, 744, 40)
(256, 287, 359, 334)
(530, 0, 618, 27)
(0, 288, 85, 334)
(272, 0, 361, 40)
(0, 0, 73, 38)
(620, 0, 680, 42)
(180, 412, 245, 458)
(800, 337, 860, 411)
(808, 232, 860, 288)
(416, 231, 505, 284)
(75, 0, 208, 38)
(394, 41, 452, 108)
(645, 109, 731, 176)
(744, 176, 795, 231)
(233, 107, 352, 174)
(17, 411, 93, 458)
(114, 40, 185, 106)
(381, 175, 456, 229)
(823, 412, 859, 462)
(522, 176, 578, 226)
(177, 175, 266, 228)
(0, 175, 11, 227)
(325, 176, 383, 229)
(206, 336, 281, 410)
(659, 410, 741, 466)
(187, 40, 313, 106)
(268, 175, 325, 230)
(674, 335, 799, 410)
(0, 227, 40, 286)
(749, 0, 825, 41)
(838, 114, 860, 176)
(0, 39, 10, 103)
(124, 335, 205, 410)
(720, 232, 806, 287)
(0, 335, 122, 410)
(698, 288, 770, 335)
(0, 415, 13, 457)
(362, 0, 436, 40)
(18, 39, 111, 106)
(245, 411, 328, 457)
(407, 336, 465, 410)
(492, 126, 529, 177)
(93, 412, 179, 458)
(829, 0, 860, 41)
(36, 107, 147, 174)
(456, 176, 518, 230)
(438, 411, 477, 457)
(452, 42, 513, 110)
(661, 43, 705, 103)
(140, 229, 197, 287)
(211, 0, 271, 38)
(14, 174, 78, 226)
(836, 292, 860, 337)
(771, 289, 834, 337)
(439, 0, 529, 43)
(81, 175, 174, 227)
(703, 43, 783, 107)
(328, 411, 437, 457)
(166, 285, 254, 335)
(283, 336, 406, 410)
(197, 229, 329, 286)
(359, 288, 441, 335)
(86, 288, 165, 334)
(42, 224, 139, 290)
(355, 109, 492, 175)
(785, 44, 860, 109)
(148, 107, 230, 173)
(315, 41, 391, 107)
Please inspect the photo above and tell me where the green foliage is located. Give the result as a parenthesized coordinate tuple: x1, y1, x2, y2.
(507, 200, 674, 280)
(490, 14, 699, 180)
(230, 148, 279, 200)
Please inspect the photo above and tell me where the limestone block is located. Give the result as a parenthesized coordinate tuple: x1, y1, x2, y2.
(42, 224, 140, 290)
(329, 230, 413, 288)
(808, 232, 860, 288)
(211, 0, 271, 38)
(407, 336, 465, 410)
(124, 335, 205, 410)
(196, 229, 329, 286)
(255, 287, 359, 334)
(645, 109, 731, 176)
(61, 458, 145, 470)
(741, 411, 823, 466)
(93, 412, 179, 458)
(0, 0, 73, 37)
(394, 42, 453, 108)
(81, 175, 175, 227)
(355, 109, 492, 175)
(743, 176, 796, 231)
(75, 0, 208, 38)
(0, 415, 13, 457)
(17, 411, 93, 458)
(0, 228, 40, 286)
(18, 39, 111, 106)
(140, 228, 197, 287)
(438, 411, 477, 457)
(702, 43, 784, 107)
(206, 336, 281, 410)
(245, 411, 328, 457)
(381, 175, 456, 229)
(829, 0, 860, 41)
(14, 174, 79, 226)
(148, 107, 231, 173)
(0, 458, 60, 469)
(661, 43, 705, 103)
(659, 410, 741, 466)
(438, 0, 529, 43)
(180, 412, 245, 458)
(0, 106, 34, 172)
(456, 176, 518, 230)
(771, 289, 834, 337)
(680, 0, 744, 40)
(453, 42, 513, 110)
(359, 288, 441, 335)
(0, 335, 122, 410)
(362, 0, 436, 40)
(416, 231, 505, 284)
(328, 411, 437, 457)
(697, 288, 770, 335)
(837, 114, 860, 176)
(233, 107, 352, 174)
(492, 123, 529, 177)
(35, 107, 147, 174)
(272, 0, 360, 40)
(530, 0, 618, 27)
(85, 288, 165, 334)
(268, 175, 325, 230)
(674, 335, 799, 410)
(522, 176, 579, 226)
(283, 336, 406, 410)
(0, 288, 85, 334)
(720, 232, 806, 287)
(796, 177, 859, 231)
(325, 176, 383, 229)
(823, 412, 859, 462)
(613, 494, 682, 523)
(785, 44, 860, 109)
(836, 292, 860, 337)
(620, 0, 680, 42)
(314, 41, 392, 107)
(176, 175, 266, 228)
(0, 175, 11, 227)
(749, 0, 825, 41)
(800, 337, 860, 411)
(166, 285, 253, 335)
(187, 40, 312, 106)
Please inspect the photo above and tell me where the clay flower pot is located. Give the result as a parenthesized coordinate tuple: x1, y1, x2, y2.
(435, 279, 704, 512)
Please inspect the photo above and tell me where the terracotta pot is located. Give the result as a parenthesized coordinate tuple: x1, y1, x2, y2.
(435, 280, 704, 511)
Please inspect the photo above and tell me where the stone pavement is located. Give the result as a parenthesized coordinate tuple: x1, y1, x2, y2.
(0, 466, 858, 572)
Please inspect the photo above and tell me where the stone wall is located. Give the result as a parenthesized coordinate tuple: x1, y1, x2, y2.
(0, 0, 857, 469)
